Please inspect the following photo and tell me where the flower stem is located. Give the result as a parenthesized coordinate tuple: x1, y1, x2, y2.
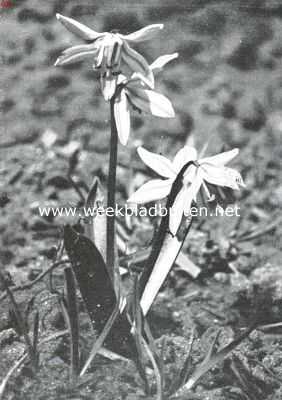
(106, 99, 118, 278)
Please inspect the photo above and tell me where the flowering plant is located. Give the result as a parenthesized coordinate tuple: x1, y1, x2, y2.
(52, 12, 248, 397)
(128, 146, 245, 234)
(55, 13, 164, 99)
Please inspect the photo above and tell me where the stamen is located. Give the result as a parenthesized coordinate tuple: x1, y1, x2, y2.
(95, 44, 105, 68)
(111, 42, 119, 65)
(202, 181, 215, 202)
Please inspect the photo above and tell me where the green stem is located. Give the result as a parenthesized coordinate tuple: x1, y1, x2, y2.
(106, 99, 118, 277)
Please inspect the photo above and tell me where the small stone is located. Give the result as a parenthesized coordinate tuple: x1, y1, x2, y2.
(41, 129, 58, 149)
(214, 272, 229, 283)
(57, 141, 81, 157)
(0, 328, 17, 348)
(251, 264, 282, 301)
(230, 273, 252, 294)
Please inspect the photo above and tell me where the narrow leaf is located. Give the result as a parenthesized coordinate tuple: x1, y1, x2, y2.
(32, 311, 40, 369)
(84, 178, 107, 265)
(174, 325, 256, 396)
(176, 252, 201, 279)
(63, 225, 136, 357)
(64, 267, 80, 382)
(80, 299, 123, 376)
(140, 231, 187, 316)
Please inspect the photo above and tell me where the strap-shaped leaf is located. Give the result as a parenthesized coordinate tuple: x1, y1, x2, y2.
(64, 225, 136, 357)
(138, 161, 196, 316)
(140, 224, 192, 316)
(84, 177, 107, 264)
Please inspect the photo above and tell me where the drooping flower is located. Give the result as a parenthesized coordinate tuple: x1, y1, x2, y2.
(127, 146, 245, 235)
(54, 13, 164, 100)
(114, 53, 178, 145)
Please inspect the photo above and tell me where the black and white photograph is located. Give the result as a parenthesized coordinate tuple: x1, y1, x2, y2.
(0, 0, 282, 399)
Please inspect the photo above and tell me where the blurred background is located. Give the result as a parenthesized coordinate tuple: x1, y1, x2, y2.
(2, 0, 282, 151)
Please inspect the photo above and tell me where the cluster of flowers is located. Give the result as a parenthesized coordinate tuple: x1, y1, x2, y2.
(55, 14, 245, 235)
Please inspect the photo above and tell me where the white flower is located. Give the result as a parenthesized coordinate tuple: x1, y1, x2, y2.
(54, 14, 164, 100)
(114, 53, 178, 145)
(127, 146, 245, 235)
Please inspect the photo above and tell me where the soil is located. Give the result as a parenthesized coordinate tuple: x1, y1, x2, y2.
(0, 0, 282, 399)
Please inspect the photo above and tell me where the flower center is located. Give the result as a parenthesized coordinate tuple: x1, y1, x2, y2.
(182, 161, 198, 186)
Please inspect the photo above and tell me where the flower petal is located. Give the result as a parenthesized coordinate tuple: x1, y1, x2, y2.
(200, 164, 228, 187)
(128, 87, 175, 118)
(127, 179, 173, 204)
(172, 146, 198, 172)
(56, 13, 102, 41)
(122, 41, 154, 88)
(54, 44, 98, 66)
(117, 73, 127, 85)
(169, 188, 187, 235)
(222, 167, 246, 189)
(120, 24, 164, 43)
(200, 164, 245, 190)
(200, 148, 239, 166)
(150, 53, 179, 73)
(138, 147, 176, 178)
(100, 71, 117, 101)
(114, 89, 130, 145)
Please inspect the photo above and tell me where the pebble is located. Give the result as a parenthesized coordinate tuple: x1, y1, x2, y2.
(0, 328, 18, 348)
(251, 264, 282, 301)
(41, 129, 58, 149)
(57, 141, 81, 157)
